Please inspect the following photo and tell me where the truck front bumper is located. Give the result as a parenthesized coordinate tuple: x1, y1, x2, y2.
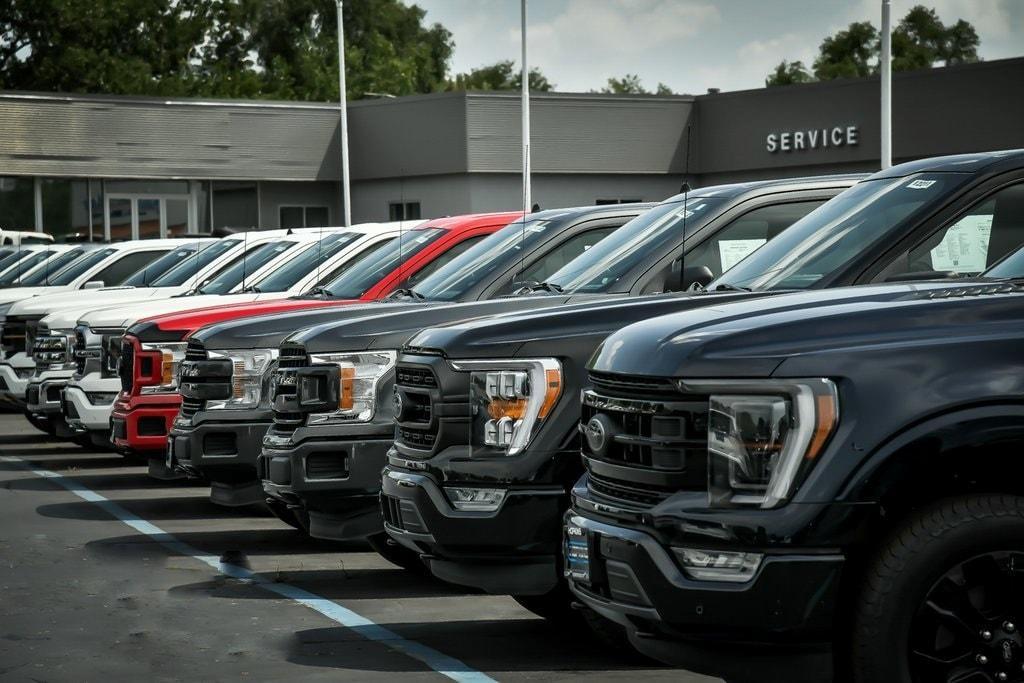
(111, 394, 179, 454)
(380, 466, 566, 595)
(62, 380, 118, 432)
(0, 358, 34, 406)
(27, 372, 73, 416)
(168, 414, 269, 506)
(261, 431, 392, 542)
(564, 509, 843, 649)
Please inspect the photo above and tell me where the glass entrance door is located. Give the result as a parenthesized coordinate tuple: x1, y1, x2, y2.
(104, 194, 194, 240)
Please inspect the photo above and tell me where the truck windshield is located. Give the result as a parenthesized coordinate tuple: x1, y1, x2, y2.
(0, 249, 56, 285)
(412, 218, 556, 301)
(543, 198, 725, 293)
(251, 232, 360, 292)
(16, 249, 86, 286)
(46, 248, 116, 286)
(713, 173, 971, 291)
(150, 239, 241, 287)
(121, 244, 205, 286)
(0, 248, 29, 273)
(195, 240, 297, 295)
(318, 228, 445, 299)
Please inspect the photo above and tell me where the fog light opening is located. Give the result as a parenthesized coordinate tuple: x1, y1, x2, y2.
(674, 547, 763, 583)
(444, 487, 507, 512)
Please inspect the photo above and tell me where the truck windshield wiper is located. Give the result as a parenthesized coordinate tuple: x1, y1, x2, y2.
(304, 286, 333, 299)
(520, 281, 564, 295)
(711, 282, 752, 292)
(389, 287, 426, 300)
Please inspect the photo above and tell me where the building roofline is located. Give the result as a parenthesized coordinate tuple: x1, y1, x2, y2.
(696, 55, 1024, 100)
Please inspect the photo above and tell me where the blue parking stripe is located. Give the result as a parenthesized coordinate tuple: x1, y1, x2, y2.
(1, 454, 496, 683)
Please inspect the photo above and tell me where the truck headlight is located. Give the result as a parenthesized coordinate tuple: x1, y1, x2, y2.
(139, 342, 188, 394)
(205, 349, 278, 410)
(305, 350, 397, 423)
(453, 358, 562, 456)
(686, 378, 838, 508)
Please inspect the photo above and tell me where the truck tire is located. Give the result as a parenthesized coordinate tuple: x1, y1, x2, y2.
(851, 494, 1024, 683)
(24, 411, 55, 436)
(265, 499, 310, 532)
(366, 533, 428, 574)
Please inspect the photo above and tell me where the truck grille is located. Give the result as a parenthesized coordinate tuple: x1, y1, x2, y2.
(1, 317, 27, 359)
(393, 363, 440, 453)
(179, 340, 209, 417)
(581, 373, 709, 509)
(102, 334, 123, 378)
(185, 339, 207, 362)
(118, 340, 135, 392)
(180, 397, 203, 419)
(73, 328, 88, 375)
(270, 345, 308, 432)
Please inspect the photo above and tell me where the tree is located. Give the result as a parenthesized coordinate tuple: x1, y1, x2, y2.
(813, 21, 878, 80)
(765, 60, 814, 86)
(447, 60, 554, 92)
(765, 5, 981, 87)
(0, 0, 455, 102)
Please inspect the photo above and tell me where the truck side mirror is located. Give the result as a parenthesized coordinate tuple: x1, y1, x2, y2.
(83, 280, 104, 289)
(682, 265, 715, 289)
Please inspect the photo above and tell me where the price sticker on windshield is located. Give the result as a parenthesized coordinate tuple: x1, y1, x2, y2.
(907, 179, 937, 190)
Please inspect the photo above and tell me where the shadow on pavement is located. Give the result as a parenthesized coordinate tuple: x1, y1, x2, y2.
(1, 470, 194, 492)
(170, 567, 472, 601)
(285, 620, 661, 674)
(36, 496, 266, 522)
(85, 527, 357, 558)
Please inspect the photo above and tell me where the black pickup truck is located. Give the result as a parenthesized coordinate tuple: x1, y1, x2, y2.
(569, 248, 1024, 682)
(260, 176, 856, 565)
(170, 204, 649, 512)
(383, 150, 1024, 627)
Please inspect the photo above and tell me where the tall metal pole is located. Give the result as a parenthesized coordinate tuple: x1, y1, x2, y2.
(521, 0, 531, 213)
(336, 0, 352, 226)
(880, 0, 892, 169)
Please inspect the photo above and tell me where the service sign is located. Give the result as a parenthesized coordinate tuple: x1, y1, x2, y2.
(766, 125, 859, 153)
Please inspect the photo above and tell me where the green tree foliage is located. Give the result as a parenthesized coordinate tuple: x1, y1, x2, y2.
(0, 0, 454, 101)
(765, 60, 814, 87)
(766, 4, 980, 87)
(600, 74, 674, 95)
(447, 59, 554, 91)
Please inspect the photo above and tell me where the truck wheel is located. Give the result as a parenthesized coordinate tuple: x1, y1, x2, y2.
(265, 499, 309, 532)
(851, 494, 1024, 683)
(366, 533, 428, 574)
(24, 411, 55, 436)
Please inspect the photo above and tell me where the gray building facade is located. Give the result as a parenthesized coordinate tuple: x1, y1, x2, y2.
(0, 57, 1021, 240)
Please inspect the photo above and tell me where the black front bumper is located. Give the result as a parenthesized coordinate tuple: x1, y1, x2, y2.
(168, 410, 270, 504)
(259, 423, 393, 542)
(564, 508, 844, 646)
(381, 465, 567, 595)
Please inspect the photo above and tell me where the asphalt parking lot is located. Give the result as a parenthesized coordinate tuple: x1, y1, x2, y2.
(0, 413, 727, 682)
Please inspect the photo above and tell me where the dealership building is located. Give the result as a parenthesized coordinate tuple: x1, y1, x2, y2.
(0, 57, 1021, 240)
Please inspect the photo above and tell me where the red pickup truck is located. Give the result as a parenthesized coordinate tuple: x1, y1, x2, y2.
(109, 213, 519, 462)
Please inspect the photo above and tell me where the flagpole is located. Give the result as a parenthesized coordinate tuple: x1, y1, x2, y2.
(336, 0, 352, 225)
(880, 0, 892, 169)
(521, 0, 531, 213)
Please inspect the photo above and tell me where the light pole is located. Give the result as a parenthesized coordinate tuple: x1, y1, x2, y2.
(521, 0, 531, 213)
(880, 0, 892, 169)
(335, 0, 352, 226)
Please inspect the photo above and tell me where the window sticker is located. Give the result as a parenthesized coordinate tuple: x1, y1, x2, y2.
(930, 214, 993, 273)
(719, 238, 767, 272)
(907, 179, 937, 190)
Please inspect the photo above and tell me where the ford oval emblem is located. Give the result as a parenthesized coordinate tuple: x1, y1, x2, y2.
(392, 388, 404, 419)
(584, 416, 607, 454)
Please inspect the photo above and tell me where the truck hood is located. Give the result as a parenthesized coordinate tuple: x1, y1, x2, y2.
(405, 290, 769, 361)
(78, 293, 269, 329)
(288, 294, 589, 354)
(188, 300, 426, 350)
(128, 296, 359, 341)
(13, 286, 185, 320)
(0, 285, 72, 306)
(589, 281, 982, 378)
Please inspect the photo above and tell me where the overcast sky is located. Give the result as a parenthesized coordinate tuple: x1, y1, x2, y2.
(408, 0, 1024, 94)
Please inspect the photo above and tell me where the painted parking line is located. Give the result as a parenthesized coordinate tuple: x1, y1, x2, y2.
(0, 454, 496, 683)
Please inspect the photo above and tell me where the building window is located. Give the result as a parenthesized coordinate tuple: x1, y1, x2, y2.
(0, 177, 35, 230)
(212, 181, 259, 231)
(279, 205, 330, 229)
(389, 201, 421, 221)
(595, 198, 642, 205)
